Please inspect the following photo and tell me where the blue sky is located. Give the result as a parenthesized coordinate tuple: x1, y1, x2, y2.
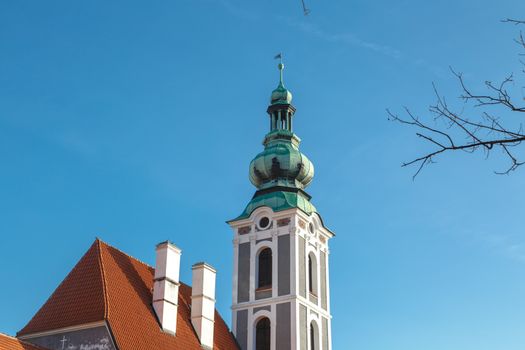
(1, 0, 525, 349)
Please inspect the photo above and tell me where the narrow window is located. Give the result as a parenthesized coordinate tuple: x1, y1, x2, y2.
(309, 255, 313, 292)
(308, 253, 317, 295)
(256, 317, 271, 350)
(310, 323, 315, 350)
(258, 248, 272, 288)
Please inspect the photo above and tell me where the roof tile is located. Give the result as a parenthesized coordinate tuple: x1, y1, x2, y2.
(0, 333, 47, 350)
(18, 241, 106, 335)
(18, 239, 239, 350)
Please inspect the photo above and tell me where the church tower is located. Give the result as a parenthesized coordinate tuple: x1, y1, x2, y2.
(228, 62, 334, 350)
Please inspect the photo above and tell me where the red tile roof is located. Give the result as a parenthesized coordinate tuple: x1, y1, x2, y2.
(0, 333, 46, 350)
(18, 239, 239, 350)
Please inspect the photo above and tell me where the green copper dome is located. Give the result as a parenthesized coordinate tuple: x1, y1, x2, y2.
(270, 85, 293, 105)
(233, 60, 317, 220)
(237, 190, 317, 220)
(249, 130, 314, 190)
(270, 63, 293, 105)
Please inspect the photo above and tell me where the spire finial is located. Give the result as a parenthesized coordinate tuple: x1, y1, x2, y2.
(274, 53, 284, 87)
(270, 53, 292, 105)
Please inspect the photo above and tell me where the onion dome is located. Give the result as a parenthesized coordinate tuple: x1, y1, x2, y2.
(249, 131, 314, 190)
(233, 59, 317, 220)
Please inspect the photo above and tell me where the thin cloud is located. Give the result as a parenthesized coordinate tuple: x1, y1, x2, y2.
(285, 15, 451, 78)
(281, 17, 447, 77)
(282, 18, 402, 59)
(208, 0, 445, 75)
(206, 0, 261, 21)
(482, 232, 525, 263)
(207, 0, 402, 59)
(453, 227, 525, 264)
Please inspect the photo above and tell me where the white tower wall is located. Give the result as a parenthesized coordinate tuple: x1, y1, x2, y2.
(230, 207, 333, 350)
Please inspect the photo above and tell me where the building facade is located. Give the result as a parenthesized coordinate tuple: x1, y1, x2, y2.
(12, 239, 239, 350)
(229, 62, 334, 350)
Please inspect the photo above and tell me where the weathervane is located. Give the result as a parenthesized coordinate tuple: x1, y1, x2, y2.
(274, 53, 285, 85)
(274, 52, 283, 64)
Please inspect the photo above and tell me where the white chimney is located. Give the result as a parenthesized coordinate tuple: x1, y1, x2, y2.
(153, 241, 181, 335)
(191, 262, 216, 349)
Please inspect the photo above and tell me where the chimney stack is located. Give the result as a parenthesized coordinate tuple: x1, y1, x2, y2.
(153, 241, 181, 335)
(191, 262, 216, 349)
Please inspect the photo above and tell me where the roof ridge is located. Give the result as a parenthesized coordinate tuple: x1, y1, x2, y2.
(96, 239, 195, 293)
(95, 239, 109, 320)
(96, 238, 154, 271)
(17, 240, 105, 337)
(17, 240, 109, 337)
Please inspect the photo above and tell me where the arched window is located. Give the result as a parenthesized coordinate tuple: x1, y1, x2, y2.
(256, 317, 271, 350)
(258, 248, 272, 289)
(308, 253, 318, 295)
(310, 321, 319, 350)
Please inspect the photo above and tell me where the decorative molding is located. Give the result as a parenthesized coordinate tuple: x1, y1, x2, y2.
(19, 321, 107, 339)
(296, 299, 332, 319)
(239, 226, 252, 235)
(277, 218, 291, 227)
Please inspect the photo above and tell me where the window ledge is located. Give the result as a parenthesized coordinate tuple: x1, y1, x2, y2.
(256, 286, 272, 292)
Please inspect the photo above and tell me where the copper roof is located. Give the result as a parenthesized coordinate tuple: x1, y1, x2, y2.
(18, 239, 239, 350)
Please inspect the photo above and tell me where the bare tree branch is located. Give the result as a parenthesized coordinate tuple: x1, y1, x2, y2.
(502, 18, 525, 25)
(389, 19, 525, 178)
